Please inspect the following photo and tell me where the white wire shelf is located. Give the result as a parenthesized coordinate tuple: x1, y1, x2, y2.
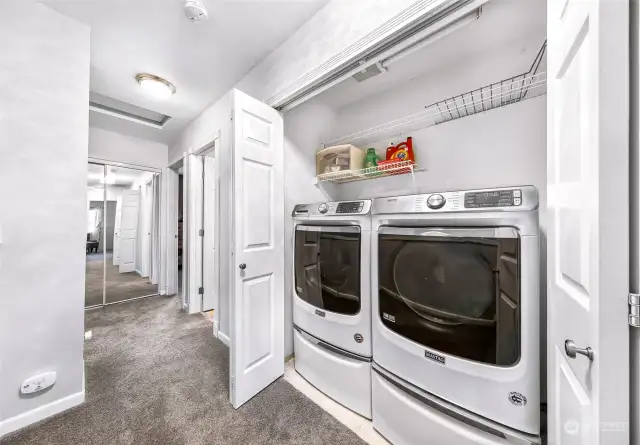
(324, 41, 547, 148)
(315, 160, 420, 184)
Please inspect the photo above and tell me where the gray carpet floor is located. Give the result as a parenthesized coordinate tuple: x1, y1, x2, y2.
(2, 297, 366, 445)
(85, 252, 158, 307)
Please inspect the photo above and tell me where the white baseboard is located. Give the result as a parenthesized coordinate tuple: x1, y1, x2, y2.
(0, 391, 85, 438)
(218, 331, 230, 347)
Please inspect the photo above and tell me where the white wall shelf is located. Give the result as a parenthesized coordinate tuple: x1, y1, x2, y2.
(323, 41, 547, 148)
(314, 160, 420, 184)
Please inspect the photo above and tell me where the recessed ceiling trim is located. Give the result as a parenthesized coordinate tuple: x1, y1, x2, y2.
(89, 101, 172, 129)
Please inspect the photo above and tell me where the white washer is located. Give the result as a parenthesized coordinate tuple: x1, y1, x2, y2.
(292, 200, 372, 419)
(371, 186, 541, 445)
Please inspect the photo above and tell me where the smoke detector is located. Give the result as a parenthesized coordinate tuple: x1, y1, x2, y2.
(184, 0, 208, 22)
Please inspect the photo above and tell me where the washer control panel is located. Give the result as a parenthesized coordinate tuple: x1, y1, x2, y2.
(464, 189, 522, 208)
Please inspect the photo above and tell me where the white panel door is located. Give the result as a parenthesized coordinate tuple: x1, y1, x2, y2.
(547, 1, 629, 444)
(113, 196, 122, 266)
(229, 89, 284, 409)
(203, 156, 217, 312)
(118, 190, 140, 274)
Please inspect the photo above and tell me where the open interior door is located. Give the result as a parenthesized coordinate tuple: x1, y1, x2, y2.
(118, 190, 141, 273)
(229, 89, 284, 409)
(547, 1, 629, 444)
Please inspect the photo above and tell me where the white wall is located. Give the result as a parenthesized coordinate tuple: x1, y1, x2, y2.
(89, 127, 170, 294)
(0, 1, 90, 435)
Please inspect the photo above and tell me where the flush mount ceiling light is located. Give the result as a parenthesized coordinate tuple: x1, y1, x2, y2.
(135, 73, 176, 99)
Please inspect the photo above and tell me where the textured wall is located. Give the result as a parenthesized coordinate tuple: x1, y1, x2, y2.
(0, 0, 90, 431)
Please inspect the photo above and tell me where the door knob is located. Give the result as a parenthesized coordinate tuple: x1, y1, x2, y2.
(565, 339, 594, 361)
(239, 263, 246, 270)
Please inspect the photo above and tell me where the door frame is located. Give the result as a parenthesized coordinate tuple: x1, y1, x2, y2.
(176, 132, 221, 320)
(167, 155, 186, 305)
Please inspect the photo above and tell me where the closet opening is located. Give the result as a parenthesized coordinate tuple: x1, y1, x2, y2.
(85, 160, 162, 308)
(278, 0, 548, 442)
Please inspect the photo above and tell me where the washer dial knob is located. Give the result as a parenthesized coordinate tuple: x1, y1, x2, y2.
(427, 194, 446, 209)
(317, 203, 328, 214)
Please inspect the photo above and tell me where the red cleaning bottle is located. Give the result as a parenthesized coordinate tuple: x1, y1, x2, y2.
(386, 137, 415, 163)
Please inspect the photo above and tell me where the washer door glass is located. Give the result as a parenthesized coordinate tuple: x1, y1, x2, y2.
(294, 226, 361, 315)
(378, 227, 520, 366)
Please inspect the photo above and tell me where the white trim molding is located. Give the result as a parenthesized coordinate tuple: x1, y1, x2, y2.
(0, 391, 85, 438)
(218, 331, 230, 347)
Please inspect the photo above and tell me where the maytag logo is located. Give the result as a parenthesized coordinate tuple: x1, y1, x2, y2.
(424, 350, 446, 365)
(315, 309, 326, 318)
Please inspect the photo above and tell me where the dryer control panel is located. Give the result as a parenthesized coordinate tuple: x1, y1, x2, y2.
(293, 200, 372, 217)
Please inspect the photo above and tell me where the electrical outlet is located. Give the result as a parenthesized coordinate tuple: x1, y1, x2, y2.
(21, 372, 56, 394)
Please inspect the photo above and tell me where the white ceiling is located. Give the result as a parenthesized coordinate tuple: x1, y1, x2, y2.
(42, 0, 328, 145)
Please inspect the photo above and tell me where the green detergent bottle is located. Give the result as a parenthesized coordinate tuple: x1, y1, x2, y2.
(364, 148, 382, 169)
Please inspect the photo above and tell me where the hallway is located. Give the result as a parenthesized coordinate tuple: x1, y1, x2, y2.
(2, 297, 364, 445)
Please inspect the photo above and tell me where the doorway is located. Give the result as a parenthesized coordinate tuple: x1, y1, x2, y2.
(185, 141, 220, 317)
(85, 161, 162, 308)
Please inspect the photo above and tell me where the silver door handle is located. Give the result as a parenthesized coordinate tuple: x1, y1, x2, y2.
(565, 340, 594, 361)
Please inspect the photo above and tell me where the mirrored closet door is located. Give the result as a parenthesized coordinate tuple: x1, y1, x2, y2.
(85, 163, 106, 308)
(85, 162, 161, 308)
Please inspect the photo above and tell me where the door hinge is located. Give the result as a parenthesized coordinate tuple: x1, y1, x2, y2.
(629, 293, 640, 327)
(199, 229, 204, 236)
(198, 287, 204, 295)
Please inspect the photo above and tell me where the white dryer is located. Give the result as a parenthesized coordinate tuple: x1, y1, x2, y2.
(292, 200, 372, 419)
(371, 186, 541, 445)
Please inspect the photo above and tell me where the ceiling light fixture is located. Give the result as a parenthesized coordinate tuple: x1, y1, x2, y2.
(135, 73, 176, 99)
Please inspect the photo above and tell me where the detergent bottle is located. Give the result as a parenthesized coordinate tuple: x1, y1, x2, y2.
(386, 137, 415, 164)
(364, 148, 382, 169)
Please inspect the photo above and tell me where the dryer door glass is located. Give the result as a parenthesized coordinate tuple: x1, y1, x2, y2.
(378, 227, 520, 366)
(294, 226, 361, 315)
